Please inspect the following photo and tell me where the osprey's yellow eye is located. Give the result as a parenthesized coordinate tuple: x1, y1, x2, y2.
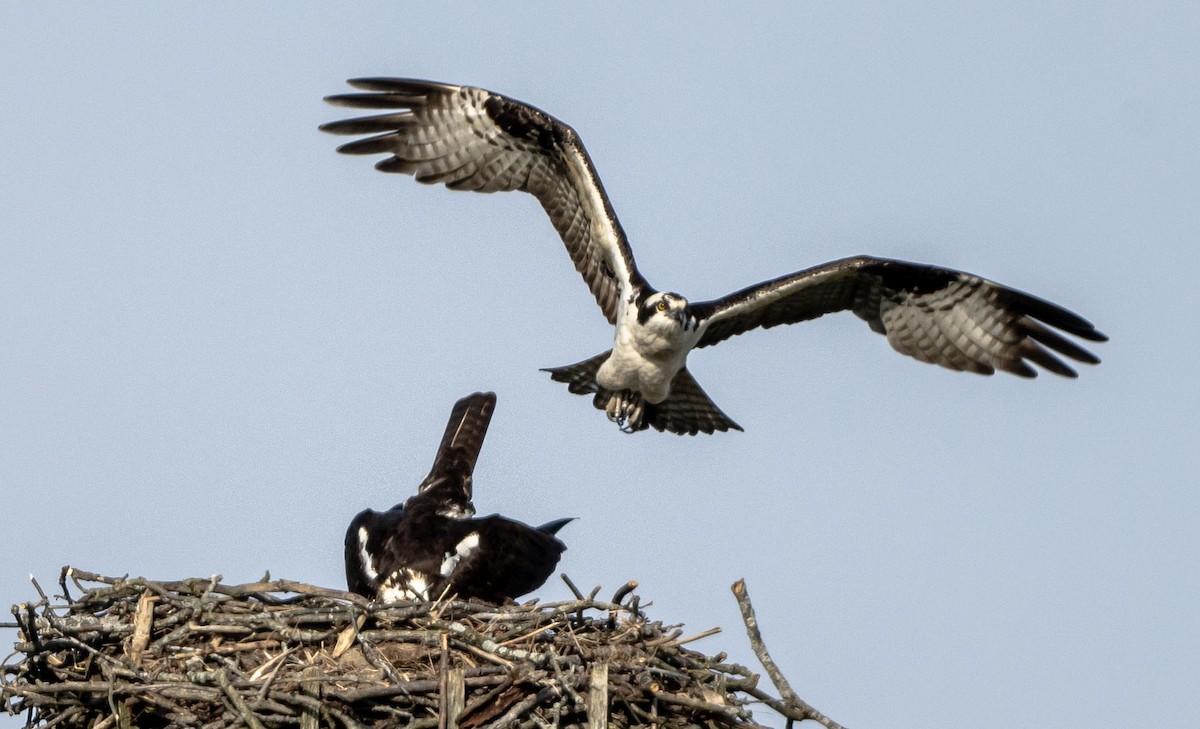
(656, 301, 667, 312)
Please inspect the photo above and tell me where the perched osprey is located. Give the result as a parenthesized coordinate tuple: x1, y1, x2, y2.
(345, 392, 571, 603)
(322, 79, 1107, 435)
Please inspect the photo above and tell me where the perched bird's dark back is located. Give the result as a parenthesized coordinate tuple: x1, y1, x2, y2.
(344, 392, 571, 603)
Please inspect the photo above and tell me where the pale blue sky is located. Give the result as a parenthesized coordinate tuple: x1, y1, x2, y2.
(3, 3, 1198, 727)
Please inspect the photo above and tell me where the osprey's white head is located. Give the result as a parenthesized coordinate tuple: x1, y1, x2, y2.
(623, 290, 700, 366)
(637, 291, 695, 332)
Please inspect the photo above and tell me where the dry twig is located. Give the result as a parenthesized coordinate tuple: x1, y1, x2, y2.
(731, 579, 846, 729)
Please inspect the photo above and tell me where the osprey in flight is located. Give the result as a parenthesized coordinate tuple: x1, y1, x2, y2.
(322, 78, 1106, 435)
(345, 392, 571, 603)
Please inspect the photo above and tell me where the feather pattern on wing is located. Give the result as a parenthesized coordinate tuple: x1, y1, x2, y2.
(322, 78, 646, 324)
(691, 255, 1107, 377)
(323, 78, 1107, 436)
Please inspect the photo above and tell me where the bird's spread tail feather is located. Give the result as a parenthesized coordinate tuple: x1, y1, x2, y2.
(543, 356, 741, 436)
(541, 352, 611, 395)
(417, 391, 496, 506)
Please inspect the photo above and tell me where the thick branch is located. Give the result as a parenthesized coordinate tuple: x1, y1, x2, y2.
(731, 579, 847, 729)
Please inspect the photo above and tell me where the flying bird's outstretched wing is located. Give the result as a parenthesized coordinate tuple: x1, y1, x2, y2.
(322, 78, 646, 324)
(690, 256, 1107, 378)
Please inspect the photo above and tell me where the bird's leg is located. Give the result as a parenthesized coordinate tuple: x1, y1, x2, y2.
(608, 392, 642, 433)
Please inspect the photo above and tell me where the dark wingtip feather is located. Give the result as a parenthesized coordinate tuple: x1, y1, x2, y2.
(1021, 341, 1080, 378)
(375, 157, 417, 174)
(332, 134, 401, 156)
(346, 77, 402, 88)
(324, 93, 385, 109)
(995, 358, 1039, 378)
(319, 117, 373, 135)
(1020, 318, 1102, 368)
(323, 92, 426, 110)
(320, 113, 416, 136)
(342, 77, 462, 96)
(317, 118, 352, 134)
(1005, 288, 1107, 343)
(536, 517, 575, 536)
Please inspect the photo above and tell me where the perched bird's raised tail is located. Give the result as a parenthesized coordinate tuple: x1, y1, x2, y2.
(417, 391, 496, 514)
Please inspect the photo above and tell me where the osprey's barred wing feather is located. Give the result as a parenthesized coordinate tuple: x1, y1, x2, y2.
(691, 256, 1107, 378)
(321, 78, 645, 324)
(418, 391, 496, 503)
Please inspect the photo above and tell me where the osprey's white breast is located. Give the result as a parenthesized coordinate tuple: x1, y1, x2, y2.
(597, 302, 700, 403)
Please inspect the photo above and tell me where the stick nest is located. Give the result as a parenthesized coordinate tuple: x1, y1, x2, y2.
(1, 567, 826, 729)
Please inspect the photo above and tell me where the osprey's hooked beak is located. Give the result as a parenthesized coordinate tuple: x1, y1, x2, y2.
(671, 307, 696, 331)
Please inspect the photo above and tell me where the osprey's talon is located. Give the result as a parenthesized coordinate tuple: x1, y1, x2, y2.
(604, 394, 622, 423)
(627, 397, 644, 432)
